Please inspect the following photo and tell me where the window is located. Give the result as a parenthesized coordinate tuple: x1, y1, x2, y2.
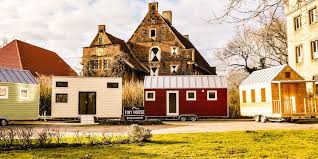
(150, 67, 159, 76)
(150, 47, 161, 62)
(295, 45, 303, 63)
(107, 82, 119, 88)
(309, 7, 317, 24)
(261, 88, 266, 102)
(90, 59, 99, 70)
(294, 15, 302, 30)
(98, 36, 103, 45)
(145, 91, 155, 101)
(207, 90, 217, 101)
(103, 59, 110, 69)
(315, 83, 318, 95)
(242, 90, 246, 103)
(186, 91, 196, 101)
(150, 29, 156, 38)
(0, 86, 8, 99)
(311, 40, 318, 59)
(251, 89, 256, 103)
(171, 47, 178, 55)
(285, 72, 291, 78)
(170, 65, 178, 74)
(56, 82, 68, 87)
(56, 94, 68, 103)
(20, 89, 28, 99)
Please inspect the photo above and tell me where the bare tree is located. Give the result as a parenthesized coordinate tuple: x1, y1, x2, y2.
(0, 37, 8, 47)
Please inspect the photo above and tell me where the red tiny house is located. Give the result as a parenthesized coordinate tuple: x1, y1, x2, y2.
(144, 76, 228, 120)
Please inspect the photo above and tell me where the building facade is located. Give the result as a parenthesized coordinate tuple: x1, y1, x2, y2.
(285, 0, 318, 82)
(82, 2, 216, 81)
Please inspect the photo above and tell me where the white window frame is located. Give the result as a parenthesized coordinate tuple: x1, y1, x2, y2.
(103, 58, 111, 70)
(294, 15, 302, 30)
(20, 88, 28, 99)
(150, 28, 156, 38)
(312, 40, 318, 59)
(145, 91, 156, 101)
(186, 91, 196, 101)
(207, 90, 217, 101)
(296, 45, 303, 63)
(309, 7, 317, 24)
(0, 86, 8, 99)
(90, 59, 99, 70)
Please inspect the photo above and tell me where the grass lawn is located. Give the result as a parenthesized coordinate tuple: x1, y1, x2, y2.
(1, 130, 318, 159)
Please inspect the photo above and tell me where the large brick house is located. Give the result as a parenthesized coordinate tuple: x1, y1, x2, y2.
(82, 2, 216, 81)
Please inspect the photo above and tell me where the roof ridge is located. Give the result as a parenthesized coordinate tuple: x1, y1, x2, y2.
(14, 40, 23, 69)
(15, 39, 56, 54)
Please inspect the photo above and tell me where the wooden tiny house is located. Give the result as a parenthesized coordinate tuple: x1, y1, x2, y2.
(240, 65, 317, 122)
(0, 68, 40, 125)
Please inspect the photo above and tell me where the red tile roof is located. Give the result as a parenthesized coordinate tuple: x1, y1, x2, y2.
(0, 40, 77, 76)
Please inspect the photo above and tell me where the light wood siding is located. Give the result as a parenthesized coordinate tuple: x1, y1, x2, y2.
(274, 65, 304, 81)
(0, 82, 39, 120)
(51, 77, 122, 118)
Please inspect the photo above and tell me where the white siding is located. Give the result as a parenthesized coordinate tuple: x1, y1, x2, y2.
(51, 76, 122, 118)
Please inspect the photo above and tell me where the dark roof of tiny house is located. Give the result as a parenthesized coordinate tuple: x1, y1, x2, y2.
(0, 68, 38, 84)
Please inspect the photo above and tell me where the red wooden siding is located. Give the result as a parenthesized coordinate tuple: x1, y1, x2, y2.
(144, 88, 228, 117)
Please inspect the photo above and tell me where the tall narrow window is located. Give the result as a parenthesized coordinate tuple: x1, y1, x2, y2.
(242, 90, 246, 103)
(261, 88, 266, 102)
(150, 47, 160, 62)
(311, 40, 318, 59)
(150, 67, 159, 76)
(309, 7, 317, 24)
(90, 59, 99, 70)
(103, 59, 110, 69)
(150, 29, 156, 38)
(251, 89, 256, 103)
(316, 83, 318, 95)
(171, 65, 178, 74)
(294, 15, 302, 30)
(296, 45, 303, 63)
(98, 36, 103, 45)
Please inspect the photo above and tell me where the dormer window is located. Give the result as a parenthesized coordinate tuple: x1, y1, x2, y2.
(150, 47, 160, 62)
(171, 65, 178, 74)
(171, 47, 178, 55)
(150, 29, 156, 38)
(296, 45, 303, 63)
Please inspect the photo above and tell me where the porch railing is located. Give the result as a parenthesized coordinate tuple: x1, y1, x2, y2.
(272, 98, 317, 114)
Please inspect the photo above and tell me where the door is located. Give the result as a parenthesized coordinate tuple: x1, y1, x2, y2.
(79, 92, 96, 115)
(283, 84, 296, 113)
(166, 91, 179, 116)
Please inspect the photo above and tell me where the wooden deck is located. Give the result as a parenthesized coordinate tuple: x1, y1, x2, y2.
(272, 99, 318, 117)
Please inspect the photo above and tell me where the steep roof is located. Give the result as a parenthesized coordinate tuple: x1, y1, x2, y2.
(0, 68, 38, 84)
(240, 65, 291, 86)
(0, 40, 77, 77)
(144, 75, 227, 89)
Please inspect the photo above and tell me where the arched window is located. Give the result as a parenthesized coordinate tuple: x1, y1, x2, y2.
(150, 47, 161, 62)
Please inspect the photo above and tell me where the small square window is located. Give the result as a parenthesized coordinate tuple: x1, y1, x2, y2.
(20, 89, 28, 99)
(285, 72, 291, 78)
(207, 90, 217, 101)
(56, 94, 68, 103)
(0, 86, 8, 99)
(107, 82, 119, 88)
(56, 82, 68, 87)
(150, 29, 156, 38)
(186, 91, 196, 101)
(145, 91, 155, 101)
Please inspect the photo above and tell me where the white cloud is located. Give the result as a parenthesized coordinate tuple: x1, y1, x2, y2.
(0, 0, 236, 73)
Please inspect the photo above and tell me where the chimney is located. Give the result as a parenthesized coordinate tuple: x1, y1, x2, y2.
(98, 25, 106, 32)
(148, 2, 159, 13)
(183, 35, 189, 40)
(162, 11, 172, 25)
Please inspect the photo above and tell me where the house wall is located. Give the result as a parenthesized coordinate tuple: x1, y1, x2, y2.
(0, 82, 39, 120)
(144, 88, 228, 117)
(285, 0, 318, 80)
(273, 65, 304, 80)
(239, 83, 273, 117)
(51, 77, 122, 118)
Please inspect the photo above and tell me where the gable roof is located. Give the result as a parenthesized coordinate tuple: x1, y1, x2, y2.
(240, 65, 305, 86)
(144, 75, 227, 89)
(0, 68, 38, 84)
(0, 40, 77, 77)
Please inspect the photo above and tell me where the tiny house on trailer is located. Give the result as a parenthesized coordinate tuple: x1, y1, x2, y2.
(0, 68, 40, 126)
(144, 75, 228, 121)
(240, 65, 317, 122)
(51, 76, 122, 123)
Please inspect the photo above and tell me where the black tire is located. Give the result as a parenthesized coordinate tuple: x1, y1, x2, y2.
(261, 116, 267, 123)
(254, 115, 261, 122)
(190, 116, 197, 122)
(0, 119, 8, 126)
(180, 116, 187, 121)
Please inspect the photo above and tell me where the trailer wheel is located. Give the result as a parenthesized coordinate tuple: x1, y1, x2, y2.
(180, 116, 187, 121)
(254, 115, 261, 122)
(0, 119, 8, 126)
(261, 116, 267, 123)
(190, 116, 197, 122)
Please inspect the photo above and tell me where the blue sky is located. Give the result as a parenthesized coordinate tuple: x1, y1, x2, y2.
(0, 0, 236, 73)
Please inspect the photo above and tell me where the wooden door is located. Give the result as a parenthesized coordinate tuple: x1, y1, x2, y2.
(283, 84, 296, 113)
(79, 92, 96, 115)
(166, 91, 179, 116)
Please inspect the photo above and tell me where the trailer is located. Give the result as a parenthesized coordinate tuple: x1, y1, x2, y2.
(0, 68, 40, 126)
(239, 65, 317, 122)
(144, 75, 228, 121)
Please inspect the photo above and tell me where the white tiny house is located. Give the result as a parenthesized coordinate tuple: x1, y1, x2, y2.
(51, 76, 122, 120)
